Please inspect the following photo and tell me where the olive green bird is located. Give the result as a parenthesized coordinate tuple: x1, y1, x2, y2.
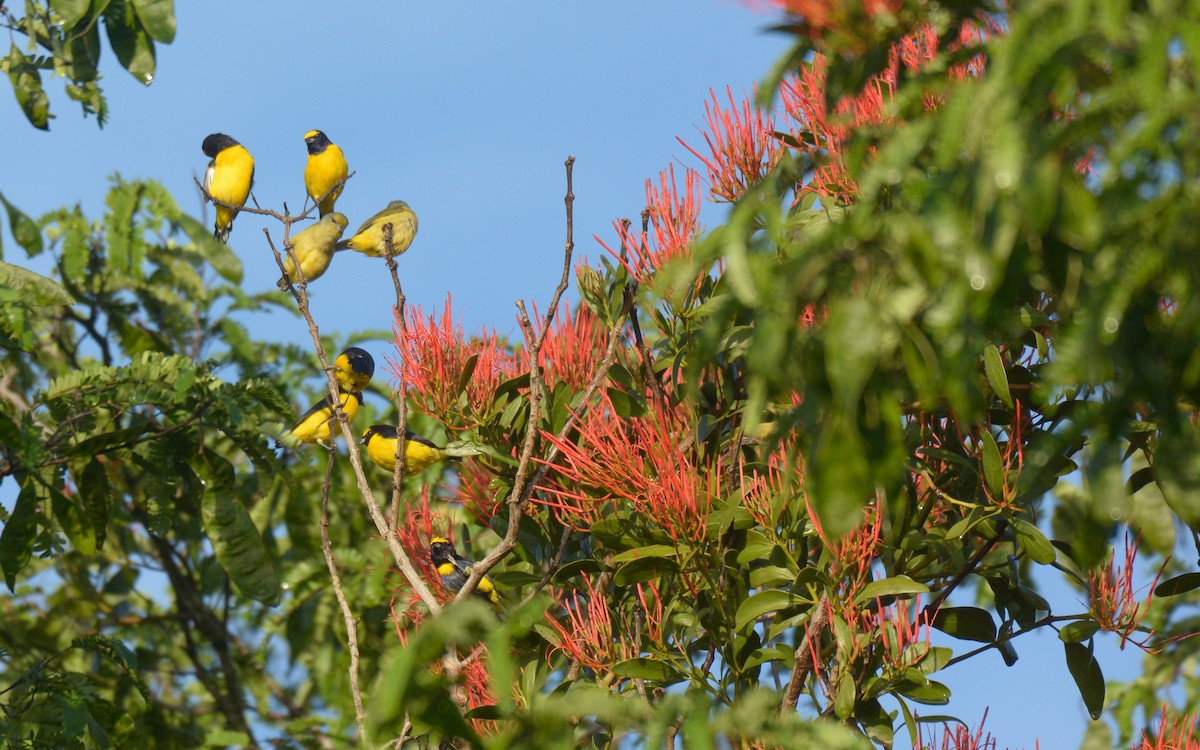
(277, 212, 349, 289)
(335, 200, 417, 257)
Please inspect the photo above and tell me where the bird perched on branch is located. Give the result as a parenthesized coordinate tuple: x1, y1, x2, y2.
(283, 348, 373, 446)
(201, 133, 255, 243)
(303, 130, 349, 217)
(332, 347, 374, 393)
(286, 391, 361, 446)
(430, 537, 501, 607)
(277, 212, 349, 289)
(360, 424, 487, 474)
(336, 200, 417, 257)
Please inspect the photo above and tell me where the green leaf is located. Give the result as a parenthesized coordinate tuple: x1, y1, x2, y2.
(980, 431, 1004, 497)
(610, 657, 686, 684)
(200, 487, 281, 606)
(613, 555, 679, 586)
(103, 0, 157, 85)
(51, 0, 93, 27)
(1063, 641, 1105, 719)
(131, 0, 176, 43)
(853, 575, 929, 605)
(0, 261, 72, 306)
(51, 487, 96, 556)
(734, 590, 810, 631)
(983, 344, 1013, 409)
(1012, 518, 1056, 564)
(834, 672, 856, 719)
(1059, 620, 1100, 644)
(609, 544, 679, 564)
(1154, 572, 1200, 598)
(0, 193, 45, 257)
(930, 607, 997, 643)
(896, 679, 951, 705)
(4, 46, 51, 130)
(1, 482, 39, 590)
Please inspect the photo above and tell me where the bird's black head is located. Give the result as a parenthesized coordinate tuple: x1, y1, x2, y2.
(360, 424, 398, 445)
(304, 130, 332, 155)
(338, 346, 375, 377)
(202, 133, 240, 157)
(430, 537, 456, 566)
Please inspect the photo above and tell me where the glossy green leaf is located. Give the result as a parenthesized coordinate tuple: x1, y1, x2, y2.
(51, 0, 93, 27)
(930, 607, 997, 643)
(611, 657, 686, 684)
(897, 680, 951, 705)
(1058, 619, 1100, 644)
(1154, 572, 1200, 598)
(983, 344, 1013, 409)
(131, 0, 176, 43)
(980, 431, 1004, 497)
(734, 590, 810, 631)
(853, 575, 929, 605)
(103, 0, 157, 85)
(609, 544, 679, 564)
(1012, 518, 1056, 564)
(834, 672, 856, 719)
(1064, 642, 1105, 719)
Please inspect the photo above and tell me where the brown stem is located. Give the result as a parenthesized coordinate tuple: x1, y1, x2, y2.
(319, 444, 367, 743)
(780, 595, 829, 714)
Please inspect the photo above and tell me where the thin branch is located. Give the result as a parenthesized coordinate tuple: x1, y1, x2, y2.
(780, 594, 829, 714)
(263, 228, 443, 614)
(457, 157, 579, 601)
(319, 444, 367, 743)
(383, 221, 410, 533)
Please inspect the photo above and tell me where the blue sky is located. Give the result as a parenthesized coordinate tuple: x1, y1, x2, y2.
(1, 2, 1155, 747)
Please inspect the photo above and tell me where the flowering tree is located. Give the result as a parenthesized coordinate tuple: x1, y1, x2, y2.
(371, 0, 1200, 747)
(3, 0, 1200, 748)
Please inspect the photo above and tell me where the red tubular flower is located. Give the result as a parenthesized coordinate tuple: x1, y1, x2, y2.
(545, 575, 623, 671)
(1134, 706, 1200, 750)
(677, 86, 781, 203)
(533, 300, 611, 391)
(922, 709, 1002, 749)
(388, 293, 520, 428)
(1088, 533, 1164, 651)
(537, 391, 714, 543)
(452, 456, 504, 526)
(874, 594, 932, 671)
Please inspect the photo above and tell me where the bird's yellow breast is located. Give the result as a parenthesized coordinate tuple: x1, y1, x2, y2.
(365, 433, 447, 473)
(289, 391, 360, 444)
(305, 145, 348, 215)
(209, 145, 255, 229)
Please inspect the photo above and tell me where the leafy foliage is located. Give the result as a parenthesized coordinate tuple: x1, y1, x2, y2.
(3, 0, 1200, 746)
(0, 0, 177, 128)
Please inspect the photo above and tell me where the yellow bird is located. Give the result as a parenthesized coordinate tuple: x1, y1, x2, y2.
(303, 130, 348, 218)
(201, 133, 255, 243)
(430, 537, 501, 607)
(332, 347, 374, 393)
(277, 212, 349, 289)
(287, 391, 362, 445)
(335, 200, 418, 258)
(360, 424, 456, 474)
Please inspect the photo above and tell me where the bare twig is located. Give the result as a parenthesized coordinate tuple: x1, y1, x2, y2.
(456, 157, 580, 601)
(383, 221, 410, 532)
(263, 229, 442, 612)
(319, 444, 367, 743)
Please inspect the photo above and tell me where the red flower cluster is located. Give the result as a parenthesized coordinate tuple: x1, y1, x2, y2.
(388, 294, 520, 428)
